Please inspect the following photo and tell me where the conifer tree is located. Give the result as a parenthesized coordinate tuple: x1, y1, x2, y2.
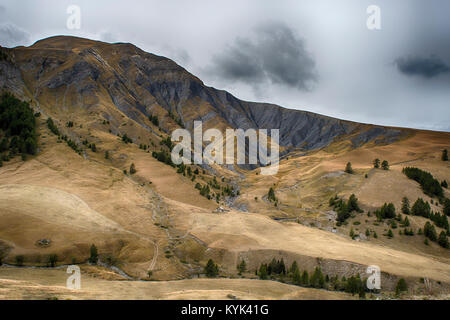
(258, 264, 268, 280)
(373, 158, 380, 168)
(293, 268, 301, 285)
(237, 260, 246, 275)
(89, 244, 98, 264)
(130, 163, 136, 174)
(438, 231, 449, 248)
(205, 259, 219, 278)
(424, 222, 437, 241)
(395, 278, 408, 295)
(301, 270, 309, 286)
(442, 149, 448, 161)
(401, 197, 410, 215)
(345, 162, 353, 174)
(267, 187, 276, 202)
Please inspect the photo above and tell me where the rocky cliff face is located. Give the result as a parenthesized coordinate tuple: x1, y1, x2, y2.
(0, 36, 405, 152)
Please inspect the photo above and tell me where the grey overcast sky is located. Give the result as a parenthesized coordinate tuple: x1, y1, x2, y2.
(1, 0, 449, 131)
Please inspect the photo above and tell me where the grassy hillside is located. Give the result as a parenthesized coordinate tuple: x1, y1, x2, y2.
(0, 36, 449, 299)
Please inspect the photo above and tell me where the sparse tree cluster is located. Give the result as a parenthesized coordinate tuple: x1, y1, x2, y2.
(329, 194, 363, 223)
(402, 167, 443, 198)
(148, 114, 159, 126)
(373, 158, 380, 169)
(0, 93, 37, 160)
(121, 133, 133, 144)
(373, 158, 389, 170)
(375, 203, 396, 220)
(257, 259, 368, 297)
(152, 149, 175, 167)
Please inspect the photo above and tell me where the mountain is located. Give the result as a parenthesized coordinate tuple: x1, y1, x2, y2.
(0, 36, 449, 298)
(1, 36, 405, 153)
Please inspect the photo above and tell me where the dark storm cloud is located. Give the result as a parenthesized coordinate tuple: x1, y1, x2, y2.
(209, 22, 317, 91)
(0, 23, 30, 47)
(395, 56, 450, 79)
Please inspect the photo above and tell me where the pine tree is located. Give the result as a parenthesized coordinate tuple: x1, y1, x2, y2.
(89, 244, 98, 264)
(205, 259, 219, 278)
(442, 149, 448, 161)
(279, 258, 286, 275)
(411, 198, 431, 218)
(310, 267, 325, 288)
(402, 216, 410, 227)
(381, 160, 389, 170)
(293, 268, 301, 285)
(373, 158, 380, 169)
(300, 270, 309, 286)
(345, 162, 353, 174)
(237, 260, 246, 275)
(438, 231, 449, 249)
(290, 261, 299, 275)
(130, 163, 136, 174)
(387, 229, 394, 238)
(444, 198, 450, 217)
(348, 194, 362, 213)
(258, 264, 268, 280)
(267, 187, 276, 202)
(401, 197, 410, 215)
(48, 254, 58, 268)
(349, 228, 355, 239)
(345, 275, 364, 296)
(424, 222, 437, 241)
(395, 278, 408, 295)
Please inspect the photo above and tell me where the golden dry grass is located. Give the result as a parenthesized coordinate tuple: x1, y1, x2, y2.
(0, 266, 355, 300)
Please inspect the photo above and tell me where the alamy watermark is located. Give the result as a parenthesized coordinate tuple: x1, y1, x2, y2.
(66, 265, 81, 289)
(366, 265, 381, 290)
(170, 121, 279, 175)
(66, 5, 81, 30)
(367, 5, 381, 30)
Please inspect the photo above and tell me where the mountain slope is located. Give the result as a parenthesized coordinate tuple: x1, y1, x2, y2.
(0, 36, 449, 295)
(1, 36, 405, 152)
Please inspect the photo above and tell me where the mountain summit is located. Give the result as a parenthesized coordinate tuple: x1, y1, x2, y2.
(1, 36, 405, 153)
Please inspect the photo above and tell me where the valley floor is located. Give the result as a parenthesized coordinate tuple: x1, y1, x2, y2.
(0, 266, 356, 300)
